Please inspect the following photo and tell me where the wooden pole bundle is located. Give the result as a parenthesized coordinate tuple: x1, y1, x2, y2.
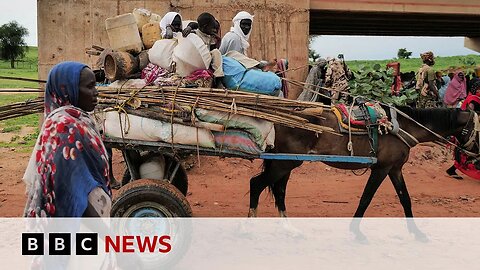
(0, 82, 338, 135)
(96, 86, 337, 135)
(0, 98, 43, 121)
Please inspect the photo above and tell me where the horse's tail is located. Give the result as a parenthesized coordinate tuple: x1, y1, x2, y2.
(249, 159, 275, 199)
(263, 160, 275, 199)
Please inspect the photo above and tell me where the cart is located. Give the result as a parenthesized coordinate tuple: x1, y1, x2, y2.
(105, 137, 377, 218)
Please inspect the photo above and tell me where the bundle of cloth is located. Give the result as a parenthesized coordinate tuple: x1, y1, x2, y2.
(221, 51, 282, 95)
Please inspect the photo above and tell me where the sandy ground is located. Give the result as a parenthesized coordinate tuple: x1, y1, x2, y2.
(1, 144, 480, 217)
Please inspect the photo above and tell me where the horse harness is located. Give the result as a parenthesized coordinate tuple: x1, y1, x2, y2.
(333, 101, 395, 157)
(393, 108, 480, 155)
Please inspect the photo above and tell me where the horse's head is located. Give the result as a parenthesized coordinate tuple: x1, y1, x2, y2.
(455, 111, 479, 152)
(397, 107, 477, 145)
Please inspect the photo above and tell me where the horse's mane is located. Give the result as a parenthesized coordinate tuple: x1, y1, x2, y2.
(396, 106, 460, 131)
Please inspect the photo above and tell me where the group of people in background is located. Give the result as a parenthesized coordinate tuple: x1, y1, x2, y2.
(415, 51, 480, 180)
(415, 51, 480, 110)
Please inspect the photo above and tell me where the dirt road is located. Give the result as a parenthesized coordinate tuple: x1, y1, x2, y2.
(1, 145, 480, 217)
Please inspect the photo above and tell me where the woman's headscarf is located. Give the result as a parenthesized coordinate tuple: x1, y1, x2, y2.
(160, 12, 182, 38)
(44, 61, 87, 116)
(24, 62, 111, 217)
(444, 71, 467, 106)
(420, 51, 434, 63)
(231, 11, 254, 51)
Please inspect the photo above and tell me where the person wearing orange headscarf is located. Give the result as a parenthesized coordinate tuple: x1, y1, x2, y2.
(416, 51, 439, 108)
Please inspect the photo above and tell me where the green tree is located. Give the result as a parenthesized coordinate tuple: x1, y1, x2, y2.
(309, 48, 320, 63)
(0, 21, 29, 68)
(397, 48, 412, 59)
(308, 35, 320, 63)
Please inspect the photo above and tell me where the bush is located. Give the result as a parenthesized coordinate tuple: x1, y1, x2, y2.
(349, 64, 418, 106)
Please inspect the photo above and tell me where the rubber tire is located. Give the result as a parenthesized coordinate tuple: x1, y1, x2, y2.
(111, 179, 192, 217)
(122, 153, 189, 196)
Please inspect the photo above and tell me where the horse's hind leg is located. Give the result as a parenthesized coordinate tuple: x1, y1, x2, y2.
(249, 172, 270, 217)
(249, 160, 300, 217)
(272, 173, 290, 217)
(351, 167, 390, 242)
(388, 166, 427, 241)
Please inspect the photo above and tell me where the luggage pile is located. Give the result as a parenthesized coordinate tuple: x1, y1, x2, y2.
(84, 8, 325, 154)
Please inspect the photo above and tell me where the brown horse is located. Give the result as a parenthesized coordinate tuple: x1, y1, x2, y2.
(248, 106, 477, 239)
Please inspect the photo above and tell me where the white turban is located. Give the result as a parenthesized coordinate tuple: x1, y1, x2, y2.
(231, 11, 254, 51)
(160, 12, 182, 38)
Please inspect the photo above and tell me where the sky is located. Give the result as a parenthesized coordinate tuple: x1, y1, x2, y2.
(311, 35, 478, 60)
(0, 0, 37, 46)
(0, 0, 478, 60)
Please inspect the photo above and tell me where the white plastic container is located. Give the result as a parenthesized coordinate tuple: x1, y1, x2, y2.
(132, 8, 151, 32)
(139, 156, 166, 180)
(105, 13, 143, 53)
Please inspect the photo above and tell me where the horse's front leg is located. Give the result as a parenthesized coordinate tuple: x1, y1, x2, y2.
(388, 166, 413, 217)
(388, 166, 428, 242)
(354, 166, 391, 217)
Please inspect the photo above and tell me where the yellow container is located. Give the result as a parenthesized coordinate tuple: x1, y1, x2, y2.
(132, 8, 151, 32)
(142, 23, 161, 49)
(105, 13, 143, 53)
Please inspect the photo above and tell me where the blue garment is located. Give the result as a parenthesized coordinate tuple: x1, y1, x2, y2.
(222, 56, 281, 95)
(24, 62, 111, 217)
(45, 61, 87, 116)
(439, 75, 451, 101)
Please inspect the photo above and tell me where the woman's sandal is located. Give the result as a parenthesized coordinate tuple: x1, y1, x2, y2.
(449, 174, 463, 180)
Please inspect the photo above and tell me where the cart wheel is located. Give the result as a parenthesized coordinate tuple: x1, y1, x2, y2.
(122, 154, 188, 196)
(111, 179, 192, 217)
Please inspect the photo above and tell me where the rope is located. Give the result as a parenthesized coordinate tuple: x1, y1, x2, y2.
(281, 77, 350, 99)
(191, 96, 201, 167)
(275, 64, 311, 75)
(347, 97, 359, 156)
(169, 80, 181, 157)
(463, 113, 479, 150)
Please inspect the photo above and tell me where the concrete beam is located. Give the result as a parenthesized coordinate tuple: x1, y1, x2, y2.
(310, 10, 480, 36)
(465, 37, 480, 53)
(310, 0, 480, 15)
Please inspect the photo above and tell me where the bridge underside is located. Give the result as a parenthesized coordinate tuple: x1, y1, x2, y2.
(310, 10, 480, 37)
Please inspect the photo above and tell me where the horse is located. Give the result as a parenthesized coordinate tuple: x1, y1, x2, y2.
(248, 106, 477, 239)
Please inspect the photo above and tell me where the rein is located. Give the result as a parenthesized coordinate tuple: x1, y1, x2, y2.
(393, 107, 479, 156)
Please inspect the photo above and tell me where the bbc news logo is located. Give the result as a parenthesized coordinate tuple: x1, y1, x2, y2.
(22, 233, 172, 255)
(22, 233, 98, 255)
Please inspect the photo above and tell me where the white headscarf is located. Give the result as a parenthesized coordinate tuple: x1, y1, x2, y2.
(160, 12, 182, 38)
(231, 11, 254, 51)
